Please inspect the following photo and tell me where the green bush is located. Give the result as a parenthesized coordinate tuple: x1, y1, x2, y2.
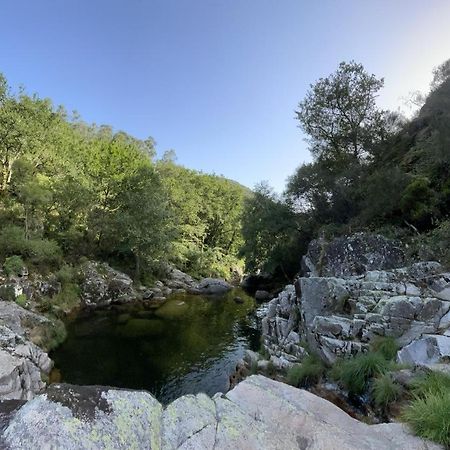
(286, 355, 325, 387)
(370, 336, 399, 361)
(0, 285, 16, 302)
(332, 352, 391, 395)
(3, 255, 25, 276)
(0, 225, 27, 256)
(15, 293, 27, 308)
(403, 391, 450, 446)
(55, 264, 75, 285)
(51, 283, 81, 312)
(26, 238, 62, 267)
(372, 372, 402, 407)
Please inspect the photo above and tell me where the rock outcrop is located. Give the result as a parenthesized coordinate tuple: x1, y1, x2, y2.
(80, 262, 136, 307)
(0, 302, 55, 400)
(302, 232, 406, 277)
(262, 233, 450, 368)
(0, 376, 441, 449)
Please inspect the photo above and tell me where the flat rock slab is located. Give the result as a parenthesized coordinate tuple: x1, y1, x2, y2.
(0, 376, 442, 449)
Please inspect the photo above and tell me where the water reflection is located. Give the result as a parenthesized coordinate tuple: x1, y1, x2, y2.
(51, 289, 261, 403)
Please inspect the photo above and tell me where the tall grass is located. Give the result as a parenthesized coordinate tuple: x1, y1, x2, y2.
(402, 371, 450, 446)
(286, 355, 325, 387)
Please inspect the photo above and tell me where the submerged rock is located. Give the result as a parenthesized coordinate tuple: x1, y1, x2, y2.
(0, 376, 441, 449)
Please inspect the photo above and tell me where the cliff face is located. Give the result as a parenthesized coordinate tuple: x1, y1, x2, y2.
(262, 233, 450, 369)
(0, 376, 441, 449)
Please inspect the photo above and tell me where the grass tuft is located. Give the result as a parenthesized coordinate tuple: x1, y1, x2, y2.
(286, 355, 325, 387)
(372, 372, 402, 407)
(370, 336, 398, 361)
(331, 352, 390, 395)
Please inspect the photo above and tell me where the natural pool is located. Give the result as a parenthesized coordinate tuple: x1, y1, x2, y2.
(50, 289, 261, 404)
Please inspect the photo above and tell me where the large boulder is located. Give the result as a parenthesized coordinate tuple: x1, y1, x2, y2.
(0, 302, 56, 400)
(80, 261, 136, 308)
(303, 233, 406, 277)
(397, 334, 450, 366)
(195, 278, 232, 295)
(0, 376, 441, 449)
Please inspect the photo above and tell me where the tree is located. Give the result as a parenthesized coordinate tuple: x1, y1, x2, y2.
(431, 59, 450, 91)
(296, 61, 387, 161)
(241, 182, 303, 278)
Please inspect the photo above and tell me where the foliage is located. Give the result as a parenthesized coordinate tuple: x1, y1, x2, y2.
(0, 285, 16, 301)
(331, 352, 391, 395)
(403, 371, 450, 446)
(3, 255, 25, 276)
(370, 336, 399, 361)
(241, 182, 306, 278)
(372, 372, 402, 407)
(15, 293, 27, 308)
(51, 283, 81, 313)
(296, 61, 388, 161)
(286, 355, 325, 387)
(0, 73, 247, 281)
(245, 59, 450, 274)
(410, 371, 450, 397)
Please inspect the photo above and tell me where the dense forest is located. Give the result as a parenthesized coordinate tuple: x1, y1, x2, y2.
(241, 60, 450, 278)
(1, 59, 449, 286)
(0, 74, 248, 283)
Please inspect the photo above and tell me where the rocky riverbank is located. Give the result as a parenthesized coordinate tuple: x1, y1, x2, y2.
(0, 261, 233, 401)
(0, 375, 441, 449)
(259, 233, 450, 371)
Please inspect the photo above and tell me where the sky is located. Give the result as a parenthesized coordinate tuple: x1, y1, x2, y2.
(0, 1, 449, 192)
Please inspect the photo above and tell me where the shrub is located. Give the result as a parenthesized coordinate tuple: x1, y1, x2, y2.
(26, 238, 62, 267)
(0, 285, 16, 302)
(55, 264, 75, 285)
(370, 336, 399, 361)
(286, 355, 325, 387)
(3, 255, 25, 276)
(0, 225, 27, 256)
(372, 372, 402, 407)
(51, 283, 81, 312)
(15, 293, 27, 308)
(403, 391, 450, 446)
(332, 352, 391, 395)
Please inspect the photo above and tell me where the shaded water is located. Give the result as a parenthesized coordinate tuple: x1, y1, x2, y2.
(51, 289, 261, 404)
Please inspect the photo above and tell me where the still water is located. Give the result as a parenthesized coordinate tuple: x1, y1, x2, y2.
(51, 289, 261, 404)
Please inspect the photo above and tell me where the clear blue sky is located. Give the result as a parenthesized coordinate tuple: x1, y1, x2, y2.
(1, 1, 449, 192)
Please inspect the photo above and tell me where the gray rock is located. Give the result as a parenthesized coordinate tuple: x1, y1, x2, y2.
(196, 278, 232, 295)
(303, 233, 405, 278)
(397, 334, 450, 366)
(254, 290, 272, 301)
(1, 376, 441, 449)
(80, 261, 135, 307)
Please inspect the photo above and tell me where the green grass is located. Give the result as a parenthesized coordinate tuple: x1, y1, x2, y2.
(331, 352, 391, 395)
(402, 371, 450, 446)
(286, 355, 325, 387)
(410, 370, 450, 397)
(370, 336, 399, 361)
(403, 391, 450, 446)
(14, 293, 27, 308)
(372, 372, 402, 407)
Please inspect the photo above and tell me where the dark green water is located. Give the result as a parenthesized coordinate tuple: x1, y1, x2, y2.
(51, 289, 261, 404)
